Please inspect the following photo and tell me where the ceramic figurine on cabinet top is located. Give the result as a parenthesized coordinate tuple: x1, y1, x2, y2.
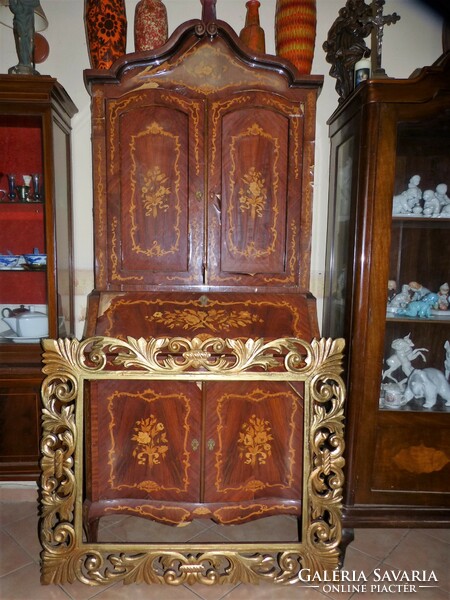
(8, 0, 43, 74)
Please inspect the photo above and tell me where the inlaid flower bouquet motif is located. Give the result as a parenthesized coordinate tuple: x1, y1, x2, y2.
(238, 414, 274, 466)
(149, 308, 263, 332)
(239, 167, 267, 219)
(131, 415, 169, 466)
(142, 166, 170, 218)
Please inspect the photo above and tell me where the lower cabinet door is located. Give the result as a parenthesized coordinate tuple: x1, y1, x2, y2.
(204, 381, 304, 505)
(0, 379, 42, 480)
(86, 380, 201, 502)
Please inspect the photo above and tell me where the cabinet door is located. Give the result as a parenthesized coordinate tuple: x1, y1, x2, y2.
(375, 115, 450, 498)
(203, 381, 304, 504)
(0, 380, 41, 480)
(207, 92, 306, 288)
(86, 380, 201, 502)
(104, 90, 205, 287)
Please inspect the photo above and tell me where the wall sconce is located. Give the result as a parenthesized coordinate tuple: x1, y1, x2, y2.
(0, 0, 48, 74)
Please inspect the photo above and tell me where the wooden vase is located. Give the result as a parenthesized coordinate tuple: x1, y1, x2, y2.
(275, 0, 316, 74)
(239, 0, 266, 54)
(84, 0, 127, 69)
(134, 0, 168, 52)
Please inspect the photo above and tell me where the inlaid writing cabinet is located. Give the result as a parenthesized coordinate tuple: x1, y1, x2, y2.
(323, 52, 450, 527)
(81, 12, 325, 539)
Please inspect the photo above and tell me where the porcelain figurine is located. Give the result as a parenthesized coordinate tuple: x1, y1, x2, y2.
(422, 189, 440, 217)
(389, 283, 411, 309)
(404, 368, 450, 408)
(397, 293, 438, 318)
(436, 282, 449, 311)
(387, 280, 397, 302)
(381, 383, 407, 409)
(392, 175, 423, 215)
(382, 333, 428, 384)
(408, 281, 431, 301)
(445, 341, 450, 380)
(435, 183, 450, 210)
(392, 189, 422, 215)
(408, 174, 422, 196)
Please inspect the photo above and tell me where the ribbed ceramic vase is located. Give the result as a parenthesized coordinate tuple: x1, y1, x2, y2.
(84, 0, 127, 69)
(134, 0, 168, 52)
(239, 0, 266, 54)
(275, 0, 316, 74)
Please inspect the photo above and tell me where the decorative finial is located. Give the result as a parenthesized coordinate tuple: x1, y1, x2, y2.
(201, 0, 217, 23)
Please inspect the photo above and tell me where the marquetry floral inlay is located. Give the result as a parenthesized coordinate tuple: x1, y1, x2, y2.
(132, 415, 168, 466)
(238, 414, 274, 466)
(239, 167, 267, 219)
(142, 166, 170, 218)
(148, 309, 263, 332)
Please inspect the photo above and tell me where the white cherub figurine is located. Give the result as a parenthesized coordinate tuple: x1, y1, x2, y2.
(435, 183, 450, 209)
(408, 174, 422, 196)
(393, 176, 423, 215)
(422, 189, 440, 217)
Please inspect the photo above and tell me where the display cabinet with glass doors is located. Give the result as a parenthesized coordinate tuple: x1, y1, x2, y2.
(323, 53, 450, 527)
(0, 75, 77, 480)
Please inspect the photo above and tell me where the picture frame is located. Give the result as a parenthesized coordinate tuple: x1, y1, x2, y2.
(39, 335, 346, 586)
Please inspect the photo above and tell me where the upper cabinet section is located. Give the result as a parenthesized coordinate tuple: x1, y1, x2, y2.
(85, 20, 322, 293)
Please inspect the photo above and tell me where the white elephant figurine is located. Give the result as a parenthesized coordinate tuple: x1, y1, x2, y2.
(404, 368, 450, 408)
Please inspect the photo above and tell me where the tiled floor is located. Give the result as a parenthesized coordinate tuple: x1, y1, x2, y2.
(0, 486, 449, 600)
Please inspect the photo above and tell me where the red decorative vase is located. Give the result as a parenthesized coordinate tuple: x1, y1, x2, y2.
(84, 0, 127, 69)
(134, 0, 168, 52)
(275, 0, 316, 74)
(239, 0, 266, 54)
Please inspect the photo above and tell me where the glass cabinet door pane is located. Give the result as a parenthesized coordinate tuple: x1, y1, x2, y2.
(0, 115, 48, 341)
(381, 117, 450, 413)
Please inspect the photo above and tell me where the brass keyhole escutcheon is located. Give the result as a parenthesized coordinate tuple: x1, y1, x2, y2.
(207, 438, 215, 451)
(191, 438, 200, 451)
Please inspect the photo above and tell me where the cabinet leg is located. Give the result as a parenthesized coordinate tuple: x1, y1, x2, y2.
(84, 518, 99, 543)
(339, 528, 355, 568)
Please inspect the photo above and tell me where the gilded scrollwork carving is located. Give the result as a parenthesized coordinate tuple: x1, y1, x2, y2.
(40, 335, 345, 586)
